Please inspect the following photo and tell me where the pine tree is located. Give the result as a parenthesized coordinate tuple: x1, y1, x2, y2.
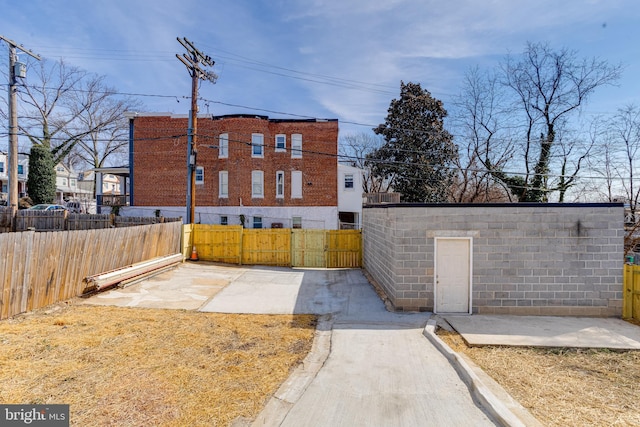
(27, 144, 56, 205)
(368, 81, 457, 202)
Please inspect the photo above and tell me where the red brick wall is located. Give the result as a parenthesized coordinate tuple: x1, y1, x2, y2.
(132, 115, 338, 207)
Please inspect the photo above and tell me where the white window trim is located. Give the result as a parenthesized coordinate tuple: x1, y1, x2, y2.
(252, 133, 264, 158)
(219, 171, 228, 198)
(219, 133, 229, 158)
(276, 171, 285, 198)
(291, 134, 302, 158)
(252, 170, 264, 198)
(195, 166, 204, 184)
(275, 134, 286, 152)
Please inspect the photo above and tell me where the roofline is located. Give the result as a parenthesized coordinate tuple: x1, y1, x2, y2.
(363, 202, 624, 209)
(124, 111, 338, 123)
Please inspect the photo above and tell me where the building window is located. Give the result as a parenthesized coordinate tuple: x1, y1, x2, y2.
(219, 171, 228, 198)
(291, 171, 302, 199)
(0, 162, 4, 173)
(62, 178, 67, 186)
(344, 174, 354, 189)
(275, 134, 286, 152)
(292, 216, 302, 229)
(219, 133, 229, 158)
(195, 166, 204, 184)
(253, 216, 263, 229)
(291, 134, 302, 158)
(57, 166, 64, 172)
(220, 216, 228, 225)
(18, 165, 24, 174)
(276, 171, 284, 198)
(70, 179, 76, 188)
(252, 170, 264, 198)
(252, 133, 264, 158)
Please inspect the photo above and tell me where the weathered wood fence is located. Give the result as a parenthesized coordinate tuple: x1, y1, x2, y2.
(184, 225, 362, 268)
(0, 207, 181, 232)
(0, 222, 182, 320)
(623, 264, 640, 321)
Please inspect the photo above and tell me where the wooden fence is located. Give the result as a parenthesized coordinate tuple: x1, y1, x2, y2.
(623, 264, 640, 321)
(0, 221, 182, 320)
(0, 207, 181, 232)
(185, 225, 362, 268)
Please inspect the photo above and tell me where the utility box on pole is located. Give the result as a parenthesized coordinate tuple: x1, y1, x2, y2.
(14, 62, 26, 78)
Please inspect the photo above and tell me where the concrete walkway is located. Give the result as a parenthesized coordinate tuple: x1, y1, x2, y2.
(199, 267, 498, 426)
(443, 314, 640, 349)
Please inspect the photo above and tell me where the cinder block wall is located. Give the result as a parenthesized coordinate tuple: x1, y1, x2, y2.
(363, 204, 624, 316)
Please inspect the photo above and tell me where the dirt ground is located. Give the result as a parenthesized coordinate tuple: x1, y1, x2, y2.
(438, 329, 640, 427)
(0, 302, 315, 426)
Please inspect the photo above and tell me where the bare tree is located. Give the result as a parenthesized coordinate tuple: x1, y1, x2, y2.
(486, 42, 622, 202)
(339, 132, 388, 193)
(581, 117, 616, 202)
(65, 76, 142, 171)
(451, 67, 513, 202)
(609, 105, 640, 212)
(18, 59, 94, 162)
(5, 58, 143, 201)
(547, 119, 595, 202)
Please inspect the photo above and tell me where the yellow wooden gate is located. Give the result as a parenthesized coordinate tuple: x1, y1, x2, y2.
(623, 264, 640, 321)
(242, 229, 291, 266)
(192, 224, 242, 264)
(185, 226, 361, 268)
(326, 230, 362, 268)
(291, 229, 326, 267)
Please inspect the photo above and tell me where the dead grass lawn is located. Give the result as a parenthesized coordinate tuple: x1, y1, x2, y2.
(438, 330, 640, 427)
(0, 303, 316, 426)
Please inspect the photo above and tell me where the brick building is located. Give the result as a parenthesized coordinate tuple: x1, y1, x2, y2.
(129, 113, 341, 228)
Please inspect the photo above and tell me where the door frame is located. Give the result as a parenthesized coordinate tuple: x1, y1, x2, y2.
(433, 237, 473, 314)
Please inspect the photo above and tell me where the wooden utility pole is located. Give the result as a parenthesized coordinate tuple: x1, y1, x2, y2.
(176, 37, 217, 224)
(1, 36, 40, 228)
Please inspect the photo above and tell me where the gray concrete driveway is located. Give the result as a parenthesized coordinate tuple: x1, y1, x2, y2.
(80, 262, 640, 426)
(82, 263, 500, 426)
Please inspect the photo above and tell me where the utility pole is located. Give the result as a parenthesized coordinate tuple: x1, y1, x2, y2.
(0, 36, 40, 229)
(176, 37, 217, 224)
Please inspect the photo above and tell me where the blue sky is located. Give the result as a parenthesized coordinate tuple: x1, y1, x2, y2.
(2, 0, 640, 139)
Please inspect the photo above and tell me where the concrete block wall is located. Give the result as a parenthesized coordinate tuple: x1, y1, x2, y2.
(363, 204, 624, 316)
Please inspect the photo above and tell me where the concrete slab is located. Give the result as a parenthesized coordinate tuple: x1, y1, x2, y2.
(201, 268, 358, 315)
(277, 325, 496, 427)
(444, 315, 640, 349)
(80, 262, 247, 310)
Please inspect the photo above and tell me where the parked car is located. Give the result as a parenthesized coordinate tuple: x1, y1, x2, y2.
(65, 201, 84, 213)
(28, 204, 68, 211)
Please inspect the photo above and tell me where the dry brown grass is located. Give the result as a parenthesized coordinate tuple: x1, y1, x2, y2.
(0, 303, 316, 426)
(438, 330, 640, 427)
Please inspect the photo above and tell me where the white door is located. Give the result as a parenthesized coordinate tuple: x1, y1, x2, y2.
(435, 238, 472, 313)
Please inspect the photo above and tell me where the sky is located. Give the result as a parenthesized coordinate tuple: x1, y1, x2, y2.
(1, 0, 640, 142)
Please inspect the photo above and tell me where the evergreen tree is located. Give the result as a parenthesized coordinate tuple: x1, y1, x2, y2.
(27, 144, 56, 205)
(368, 81, 457, 202)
